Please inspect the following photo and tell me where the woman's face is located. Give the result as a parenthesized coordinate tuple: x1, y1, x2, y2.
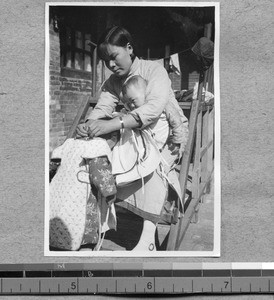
(104, 43, 133, 78)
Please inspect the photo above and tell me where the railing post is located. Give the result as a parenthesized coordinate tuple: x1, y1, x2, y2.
(166, 72, 205, 251)
(92, 47, 97, 97)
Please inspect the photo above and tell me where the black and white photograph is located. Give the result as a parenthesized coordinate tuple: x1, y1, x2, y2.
(45, 2, 220, 256)
(1, 0, 273, 297)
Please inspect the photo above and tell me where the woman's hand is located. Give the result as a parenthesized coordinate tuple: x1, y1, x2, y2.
(167, 141, 180, 156)
(76, 123, 89, 138)
(76, 119, 113, 138)
(86, 119, 120, 138)
(76, 114, 139, 139)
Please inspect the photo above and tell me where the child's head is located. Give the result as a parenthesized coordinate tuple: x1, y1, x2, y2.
(122, 75, 147, 111)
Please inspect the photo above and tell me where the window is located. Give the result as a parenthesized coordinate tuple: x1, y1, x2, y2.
(60, 27, 95, 79)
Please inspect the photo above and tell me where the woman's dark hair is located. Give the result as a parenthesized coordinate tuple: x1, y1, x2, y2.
(97, 26, 135, 60)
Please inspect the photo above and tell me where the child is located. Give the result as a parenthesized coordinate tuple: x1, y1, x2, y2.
(121, 75, 186, 158)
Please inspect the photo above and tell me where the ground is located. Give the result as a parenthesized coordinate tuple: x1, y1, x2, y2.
(101, 177, 214, 252)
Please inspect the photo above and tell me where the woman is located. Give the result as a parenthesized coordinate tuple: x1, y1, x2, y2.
(76, 26, 189, 251)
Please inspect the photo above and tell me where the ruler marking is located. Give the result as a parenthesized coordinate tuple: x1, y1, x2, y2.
(0, 266, 273, 295)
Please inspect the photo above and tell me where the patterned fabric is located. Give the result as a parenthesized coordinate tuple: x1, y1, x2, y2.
(81, 157, 117, 246)
(81, 191, 99, 245)
(88, 157, 117, 199)
(49, 138, 116, 251)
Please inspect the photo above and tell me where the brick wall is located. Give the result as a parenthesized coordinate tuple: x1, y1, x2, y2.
(169, 72, 181, 91)
(188, 71, 200, 90)
(49, 21, 92, 153)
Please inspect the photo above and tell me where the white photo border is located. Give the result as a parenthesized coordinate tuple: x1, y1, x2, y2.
(44, 1, 221, 257)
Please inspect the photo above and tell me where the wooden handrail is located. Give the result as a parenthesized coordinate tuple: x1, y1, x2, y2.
(166, 65, 215, 251)
(175, 170, 214, 248)
(166, 73, 205, 251)
(66, 97, 97, 139)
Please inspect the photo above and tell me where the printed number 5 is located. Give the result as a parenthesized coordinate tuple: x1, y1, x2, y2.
(71, 282, 77, 290)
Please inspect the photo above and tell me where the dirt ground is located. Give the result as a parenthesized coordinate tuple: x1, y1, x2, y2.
(102, 178, 214, 252)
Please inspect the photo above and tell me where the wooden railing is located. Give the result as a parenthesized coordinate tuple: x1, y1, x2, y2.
(66, 97, 96, 139)
(166, 67, 214, 250)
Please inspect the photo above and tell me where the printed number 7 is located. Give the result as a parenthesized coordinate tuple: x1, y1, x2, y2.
(224, 281, 229, 288)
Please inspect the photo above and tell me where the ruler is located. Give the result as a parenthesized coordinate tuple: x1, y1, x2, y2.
(0, 262, 273, 295)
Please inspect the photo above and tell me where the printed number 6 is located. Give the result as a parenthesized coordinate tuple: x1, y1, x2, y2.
(147, 282, 153, 289)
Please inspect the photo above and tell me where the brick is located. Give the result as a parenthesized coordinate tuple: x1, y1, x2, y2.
(51, 45, 60, 52)
(51, 80, 61, 86)
(50, 65, 61, 72)
(60, 86, 79, 91)
(50, 75, 60, 81)
(50, 70, 60, 76)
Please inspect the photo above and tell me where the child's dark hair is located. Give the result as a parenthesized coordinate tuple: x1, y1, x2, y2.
(97, 26, 136, 60)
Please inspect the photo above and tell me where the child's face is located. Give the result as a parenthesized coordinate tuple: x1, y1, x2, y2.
(123, 85, 146, 111)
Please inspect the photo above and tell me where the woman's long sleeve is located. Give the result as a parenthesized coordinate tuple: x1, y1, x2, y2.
(85, 76, 120, 121)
